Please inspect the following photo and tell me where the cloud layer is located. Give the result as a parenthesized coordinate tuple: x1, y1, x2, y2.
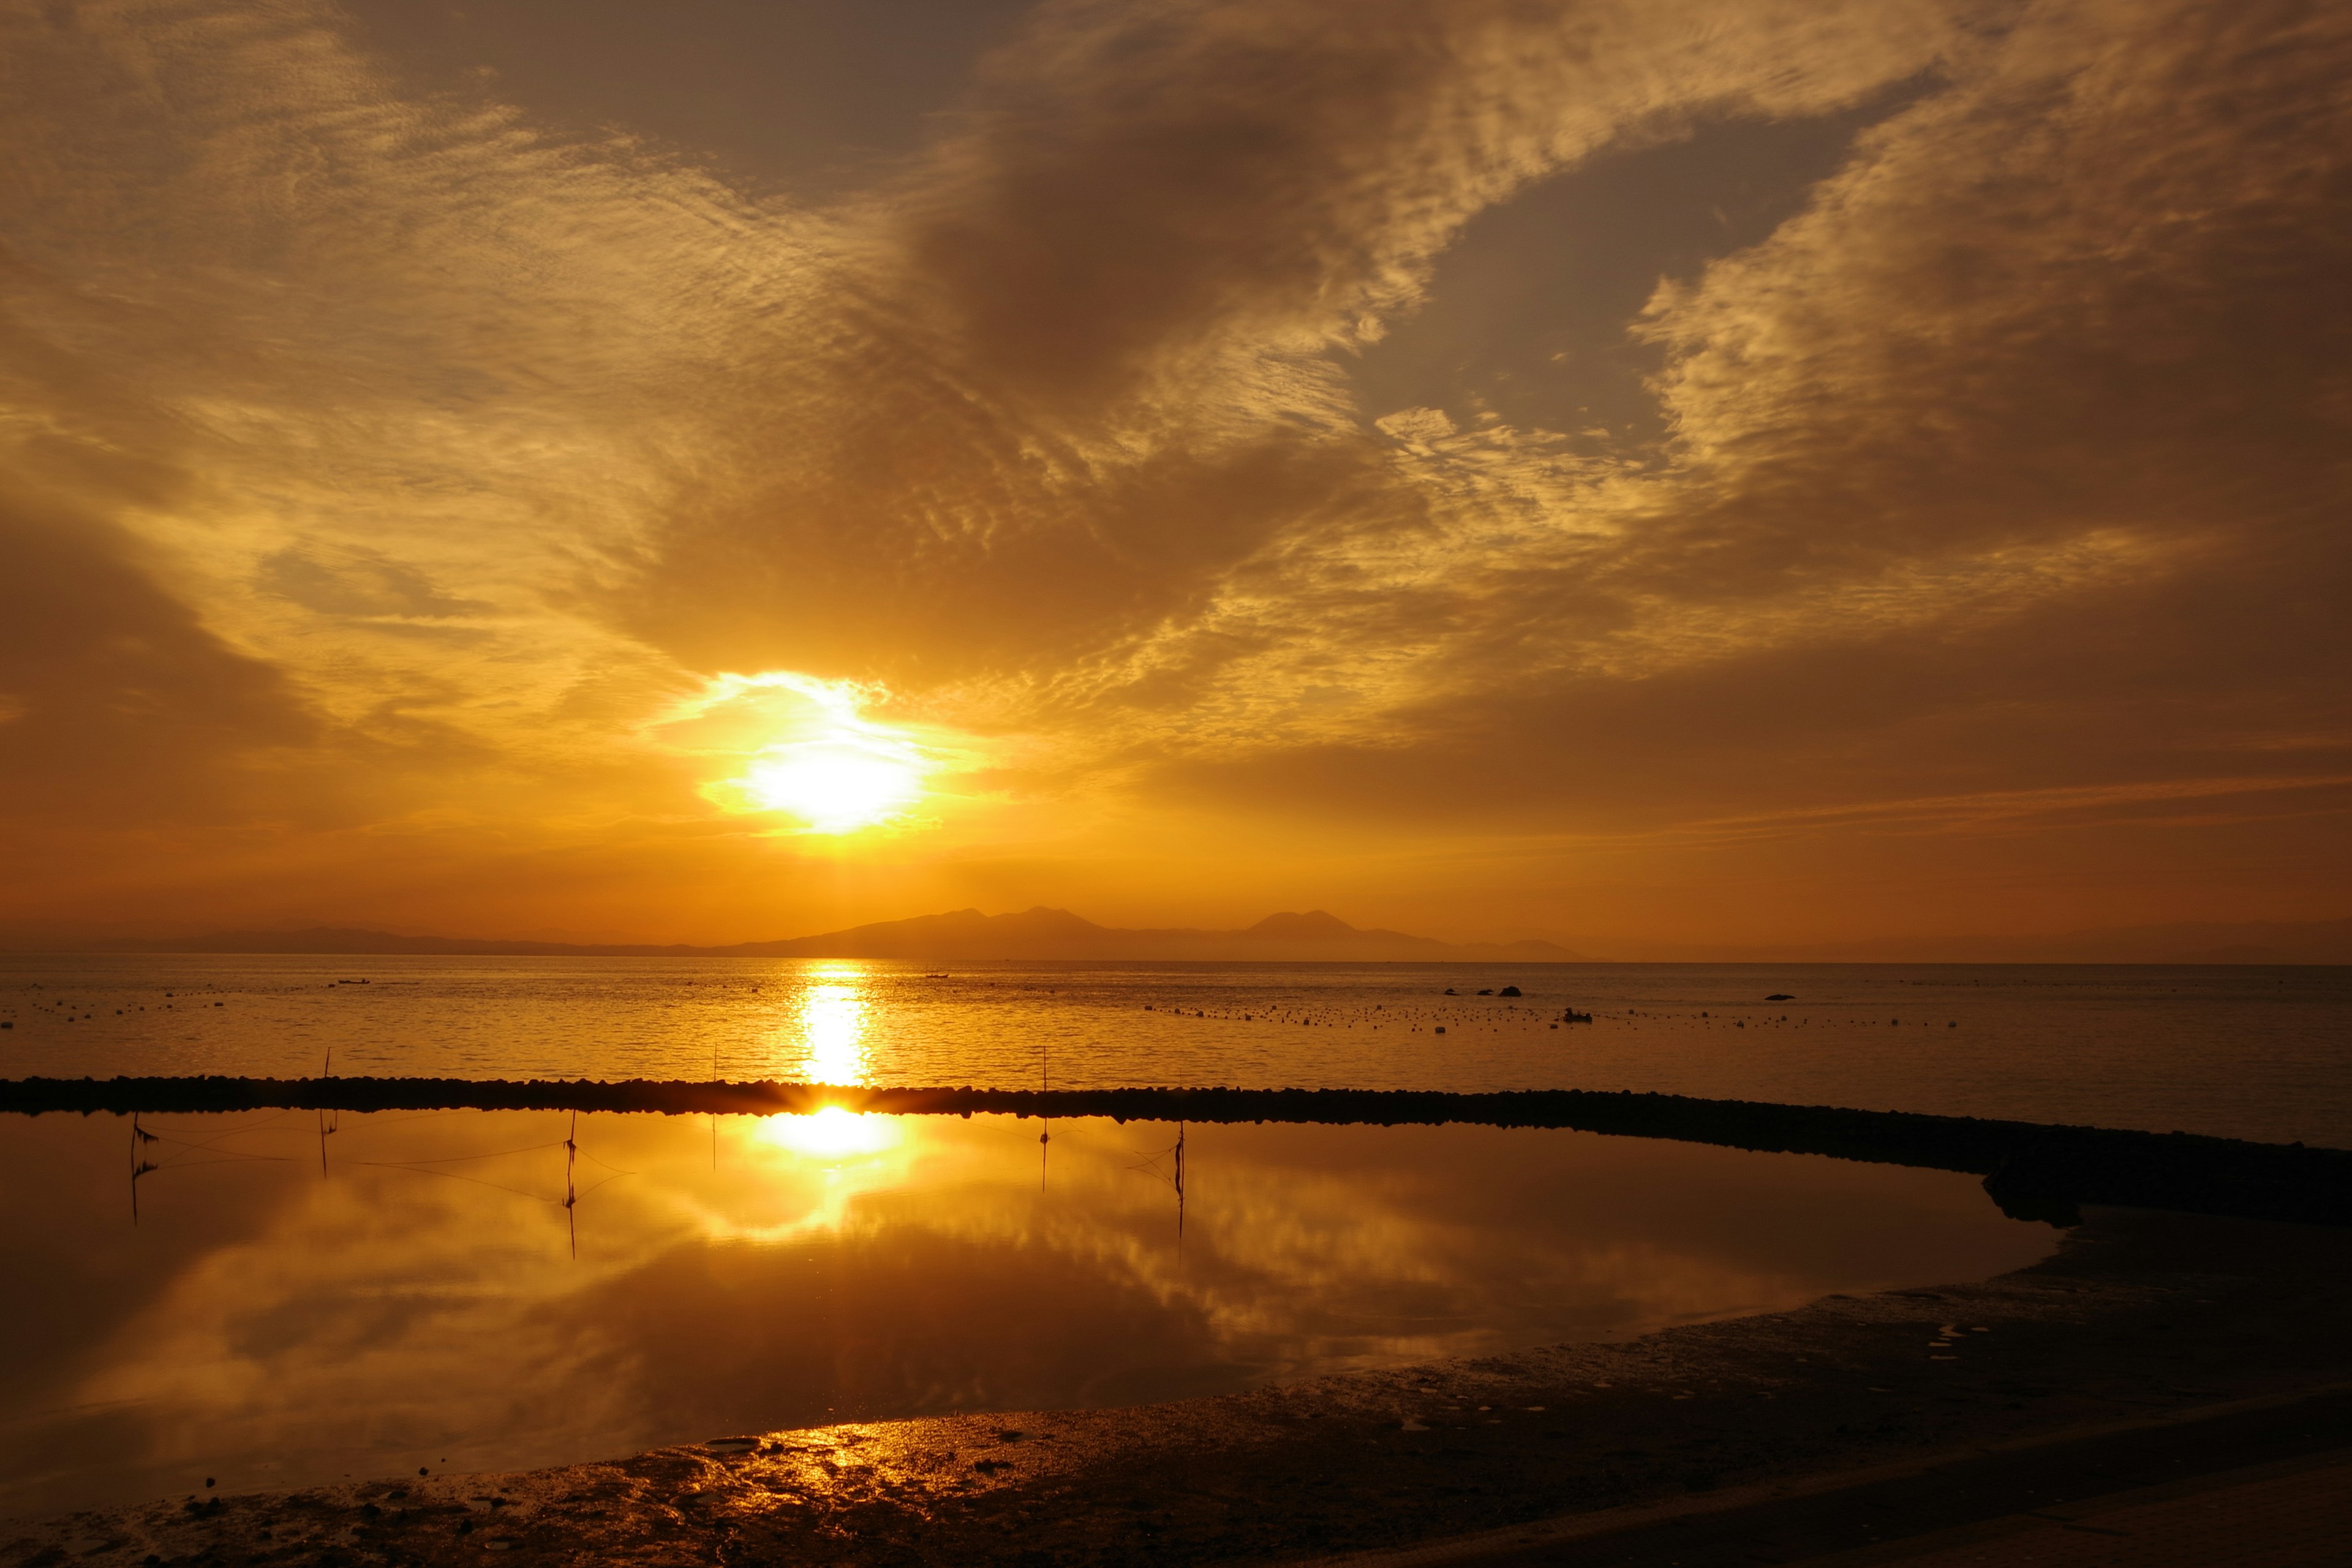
(1, 0, 2345, 944)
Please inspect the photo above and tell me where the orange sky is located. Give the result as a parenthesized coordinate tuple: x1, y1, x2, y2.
(2, 0, 2347, 951)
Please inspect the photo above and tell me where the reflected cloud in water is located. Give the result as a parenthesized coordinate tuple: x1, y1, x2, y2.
(0, 1110, 2052, 1518)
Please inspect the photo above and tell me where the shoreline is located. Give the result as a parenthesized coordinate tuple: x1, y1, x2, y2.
(8, 1205, 2351, 1567)
(6, 1077, 2348, 1227)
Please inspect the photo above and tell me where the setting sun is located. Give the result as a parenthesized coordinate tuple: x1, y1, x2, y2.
(743, 741, 925, 834)
(666, 671, 944, 835)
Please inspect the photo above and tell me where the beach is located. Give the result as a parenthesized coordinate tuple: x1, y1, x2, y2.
(9, 1203, 2348, 1567)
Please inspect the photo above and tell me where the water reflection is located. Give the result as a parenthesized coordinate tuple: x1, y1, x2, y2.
(0, 1110, 2053, 1519)
(794, 963, 871, 1084)
(11, 955, 2350, 1147)
(756, 1105, 902, 1161)
(1125, 1121, 1188, 1245)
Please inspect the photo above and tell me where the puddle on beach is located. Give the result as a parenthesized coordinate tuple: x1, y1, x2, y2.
(0, 1110, 2054, 1518)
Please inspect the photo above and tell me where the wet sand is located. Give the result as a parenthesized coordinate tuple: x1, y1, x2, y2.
(7, 1204, 2351, 1567)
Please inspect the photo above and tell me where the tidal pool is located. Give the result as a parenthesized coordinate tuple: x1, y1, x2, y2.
(0, 1109, 2054, 1518)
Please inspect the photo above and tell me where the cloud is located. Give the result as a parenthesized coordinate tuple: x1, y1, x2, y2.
(2, 0, 2346, 940)
(0, 0, 804, 800)
(1089, 0, 2352, 818)
(608, 0, 1964, 685)
(254, 543, 492, 621)
(0, 488, 317, 824)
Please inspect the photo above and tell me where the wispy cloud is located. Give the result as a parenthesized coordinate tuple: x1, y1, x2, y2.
(2, 0, 2345, 940)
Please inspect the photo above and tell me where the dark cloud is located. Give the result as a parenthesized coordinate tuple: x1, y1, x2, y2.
(1098, 0, 2352, 881)
(342, 0, 1039, 198)
(1630, 0, 2352, 579)
(1348, 86, 1932, 443)
(0, 491, 317, 824)
(1148, 538, 2352, 832)
(609, 0, 1951, 686)
(254, 543, 492, 620)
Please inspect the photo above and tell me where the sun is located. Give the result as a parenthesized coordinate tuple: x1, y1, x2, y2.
(742, 737, 925, 834)
(665, 671, 942, 835)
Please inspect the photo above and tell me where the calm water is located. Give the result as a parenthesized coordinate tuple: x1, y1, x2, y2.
(2, 956, 2348, 1144)
(0, 1107, 2052, 1518)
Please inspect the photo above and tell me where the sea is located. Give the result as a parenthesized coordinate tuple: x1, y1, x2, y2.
(2, 954, 2348, 1144)
(1, 955, 2346, 1517)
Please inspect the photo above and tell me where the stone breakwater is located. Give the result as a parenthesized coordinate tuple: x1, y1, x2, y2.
(3, 1077, 2348, 1227)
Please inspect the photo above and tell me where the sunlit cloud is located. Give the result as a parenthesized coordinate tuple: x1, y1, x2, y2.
(2, 0, 2346, 945)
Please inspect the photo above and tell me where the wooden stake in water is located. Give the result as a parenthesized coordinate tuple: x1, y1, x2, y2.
(1039, 1037, 1051, 1189)
(129, 1112, 159, 1224)
(564, 1110, 579, 1260)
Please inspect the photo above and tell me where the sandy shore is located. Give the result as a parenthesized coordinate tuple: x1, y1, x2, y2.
(7, 1205, 2351, 1567)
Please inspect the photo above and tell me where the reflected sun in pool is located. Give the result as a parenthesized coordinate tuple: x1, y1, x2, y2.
(0, 1109, 2059, 1517)
(758, 1105, 902, 1160)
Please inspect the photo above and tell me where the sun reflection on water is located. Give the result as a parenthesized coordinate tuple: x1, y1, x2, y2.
(794, 963, 870, 1084)
(758, 1105, 901, 1160)
(4, 1109, 2062, 1517)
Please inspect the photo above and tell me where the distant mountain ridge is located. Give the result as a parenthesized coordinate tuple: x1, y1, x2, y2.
(94, 907, 1584, 963)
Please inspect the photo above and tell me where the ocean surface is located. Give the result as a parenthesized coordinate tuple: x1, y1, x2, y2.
(0, 1108, 2053, 1517)
(3, 955, 2348, 1144)
(3, 954, 2343, 1519)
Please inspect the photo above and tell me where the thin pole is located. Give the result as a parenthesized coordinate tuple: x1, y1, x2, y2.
(130, 1112, 153, 1224)
(1174, 1121, 1186, 1246)
(565, 1111, 579, 1261)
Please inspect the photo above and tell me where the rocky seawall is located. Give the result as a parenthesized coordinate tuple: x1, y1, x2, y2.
(4, 1077, 2348, 1227)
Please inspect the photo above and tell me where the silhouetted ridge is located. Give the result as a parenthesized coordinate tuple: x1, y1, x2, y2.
(1245, 910, 1356, 938)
